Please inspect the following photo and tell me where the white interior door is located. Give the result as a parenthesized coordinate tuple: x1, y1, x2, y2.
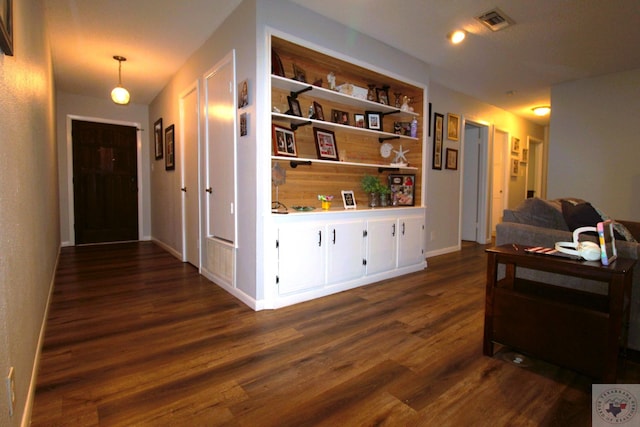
(491, 129, 508, 234)
(181, 84, 200, 267)
(462, 124, 480, 241)
(205, 52, 236, 244)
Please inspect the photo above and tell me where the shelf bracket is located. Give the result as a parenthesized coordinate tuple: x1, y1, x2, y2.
(378, 167, 400, 173)
(378, 136, 400, 144)
(381, 109, 402, 117)
(290, 160, 312, 168)
(289, 86, 313, 99)
(290, 120, 312, 131)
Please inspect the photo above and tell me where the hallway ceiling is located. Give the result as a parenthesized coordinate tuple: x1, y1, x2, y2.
(45, 0, 640, 125)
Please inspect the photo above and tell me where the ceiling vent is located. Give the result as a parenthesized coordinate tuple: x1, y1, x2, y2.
(477, 8, 515, 32)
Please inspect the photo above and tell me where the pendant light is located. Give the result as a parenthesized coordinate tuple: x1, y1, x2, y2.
(111, 55, 130, 105)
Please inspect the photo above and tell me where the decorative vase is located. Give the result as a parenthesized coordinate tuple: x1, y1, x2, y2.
(380, 194, 389, 207)
(321, 201, 331, 210)
(368, 192, 379, 207)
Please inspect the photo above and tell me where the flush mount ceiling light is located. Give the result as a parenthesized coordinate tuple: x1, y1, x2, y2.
(532, 106, 551, 116)
(111, 55, 130, 105)
(448, 30, 466, 44)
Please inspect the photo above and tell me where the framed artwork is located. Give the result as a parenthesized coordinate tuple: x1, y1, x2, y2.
(354, 113, 365, 128)
(292, 63, 306, 82)
(272, 124, 297, 157)
(341, 190, 356, 209)
(238, 79, 249, 108)
(313, 127, 339, 161)
(389, 174, 415, 206)
(447, 113, 460, 141)
(0, 0, 13, 56)
(511, 137, 521, 154)
(376, 86, 389, 105)
(445, 148, 458, 170)
(313, 101, 325, 121)
(165, 124, 175, 171)
(331, 109, 349, 125)
(271, 49, 285, 77)
(511, 157, 520, 176)
(240, 112, 247, 136)
(287, 96, 302, 117)
(521, 148, 529, 163)
(432, 113, 444, 170)
(154, 118, 163, 160)
(365, 111, 382, 130)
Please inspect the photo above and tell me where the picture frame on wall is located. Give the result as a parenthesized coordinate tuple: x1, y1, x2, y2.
(165, 124, 175, 171)
(238, 79, 249, 108)
(365, 111, 382, 130)
(154, 118, 163, 160)
(313, 127, 339, 161)
(432, 113, 444, 170)
(0, 0, 13, 56)
(272, 124, 297, 157)
(447, 113, 460, 141)
(511, 157, 520, 176)
(512, 137, 521, 154)
(445, 148, 458, 170)
(389, 174, 415, 206)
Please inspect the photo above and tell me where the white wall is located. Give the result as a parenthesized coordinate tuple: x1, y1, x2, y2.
(0, 1, 57, 425)
(56, 92, 150, 246)
(548, 68, 640, 220)
(426, 82, 546, 256)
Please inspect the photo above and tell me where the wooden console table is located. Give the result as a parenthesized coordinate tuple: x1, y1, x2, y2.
(483, 244, 635, 382)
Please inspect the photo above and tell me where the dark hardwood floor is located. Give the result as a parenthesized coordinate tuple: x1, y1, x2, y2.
(31, 241, 640, 426)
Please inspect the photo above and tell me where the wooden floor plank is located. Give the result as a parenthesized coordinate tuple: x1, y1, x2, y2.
(31, 241, 640, 426)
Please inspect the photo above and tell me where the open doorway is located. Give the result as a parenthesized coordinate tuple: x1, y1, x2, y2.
(461, 120, 490, 244)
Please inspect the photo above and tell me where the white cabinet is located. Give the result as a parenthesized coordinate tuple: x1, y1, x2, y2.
(326, 220, 366, 285)
(274, 210, 425, 302)
(277, 221, 326, 294)
(365, 217, 397, 275)
(397, 215, 425, 268)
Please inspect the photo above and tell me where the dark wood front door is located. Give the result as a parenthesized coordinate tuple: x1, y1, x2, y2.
(72, 120, 138, 244)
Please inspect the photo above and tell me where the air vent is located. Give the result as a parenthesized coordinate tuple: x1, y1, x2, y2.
(477, 8, 515, 32)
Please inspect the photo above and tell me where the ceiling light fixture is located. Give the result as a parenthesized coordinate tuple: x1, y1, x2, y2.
(111, 55, 130, 105)
(448, 30, 466, 44)
(532, 106, 551, 116)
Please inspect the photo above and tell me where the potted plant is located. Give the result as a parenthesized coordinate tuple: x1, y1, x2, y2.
(378, 183, 391, 207)
(361, 175, 381, 207)
(317, 194, 334, 210)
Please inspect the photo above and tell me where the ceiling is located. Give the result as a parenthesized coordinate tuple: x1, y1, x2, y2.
(44, 0, 640, 126)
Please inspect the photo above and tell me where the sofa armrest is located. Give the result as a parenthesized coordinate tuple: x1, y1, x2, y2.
(616, 220, 640, 242)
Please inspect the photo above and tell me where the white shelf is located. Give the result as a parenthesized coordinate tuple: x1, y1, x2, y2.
(272, 75, 419, 120)
(271, 113, 418, 143)
(271, 156, 418, 171)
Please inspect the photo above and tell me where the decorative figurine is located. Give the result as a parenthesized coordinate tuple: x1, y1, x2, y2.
(327, 72, 336, 90)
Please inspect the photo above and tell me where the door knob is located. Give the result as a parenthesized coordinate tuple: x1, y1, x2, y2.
(206, 187, 212, 193)
(181, 187, 187, 192)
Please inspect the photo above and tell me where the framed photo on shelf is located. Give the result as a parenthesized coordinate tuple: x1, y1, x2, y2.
(271, 49, 285, 77)
(292, 63, 307, 82)
(287, 96, 302, 117)
(354, 113, 365, 128)
(272, 124, 298, 157)
(447, 113, 460, 141)
(376, 86, 389, 105)
(331, 109, 349, 125)
(389, 174, 415, 206)
(445, 148, 458, 170)
(341, 190, 356, 209)
(313, 127, 339, 161)
(365, 111, 382, 130)
(154, 118, 163, 160)
(165, 124, 175, 171)
(432, 113, 444, 170)
(313, 101, 325, 121)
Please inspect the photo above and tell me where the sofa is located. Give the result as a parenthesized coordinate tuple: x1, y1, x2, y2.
(495, 197, 640, 351)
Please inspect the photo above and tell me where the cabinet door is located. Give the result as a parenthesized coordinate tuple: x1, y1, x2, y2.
(366, 217, 398, 275)
(326, 220, 366, 285)
(398, 215, 424, 268)
(278, 223, 325, 294)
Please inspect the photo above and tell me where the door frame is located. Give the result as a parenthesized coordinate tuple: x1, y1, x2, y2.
(459, 118, 491, 244)
(526, 136, 545, 199)
(179, 81, 201, 267)
(491, 127, 510, 234)
(65, 115, 143, 246)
